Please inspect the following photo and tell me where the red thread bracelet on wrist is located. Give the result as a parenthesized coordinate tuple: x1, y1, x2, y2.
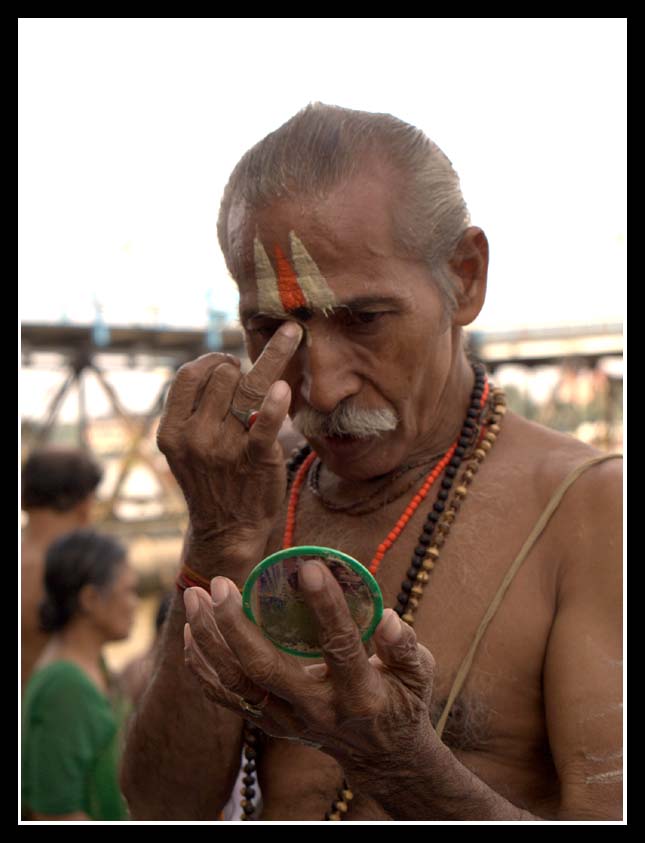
(175, 565, 245, 594)
(175, 564, 212, 593)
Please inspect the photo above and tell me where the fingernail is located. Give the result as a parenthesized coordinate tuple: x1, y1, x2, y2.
(184, 588, 199, 619)
(183, 622, 192, 647)
(280, 321, 303, 341)
(299, 560, 325, 592)
(211, 577, 230, 606)
(269, 380, 290, 402)
(381, 610, 403, 643)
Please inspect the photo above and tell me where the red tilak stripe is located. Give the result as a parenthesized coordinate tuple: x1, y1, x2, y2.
(274, 243, 307, 312)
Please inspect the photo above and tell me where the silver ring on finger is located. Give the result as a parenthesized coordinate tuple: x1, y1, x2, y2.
(229, 406, 260, 431)
(238, 691, 270, 718)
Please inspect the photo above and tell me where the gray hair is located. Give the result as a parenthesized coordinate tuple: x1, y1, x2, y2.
(217, 102, 471, 312)
(293, 401, 399, 441)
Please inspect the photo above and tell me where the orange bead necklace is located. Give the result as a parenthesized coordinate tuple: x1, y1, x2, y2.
(282, 377, 490, 576)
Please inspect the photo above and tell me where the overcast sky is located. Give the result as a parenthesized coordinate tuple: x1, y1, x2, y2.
(18, 18, 626, 332)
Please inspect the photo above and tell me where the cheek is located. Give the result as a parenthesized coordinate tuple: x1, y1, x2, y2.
(361, 340, 416, 403)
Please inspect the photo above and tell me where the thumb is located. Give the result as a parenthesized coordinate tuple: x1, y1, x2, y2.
(373, 609, 435, 701)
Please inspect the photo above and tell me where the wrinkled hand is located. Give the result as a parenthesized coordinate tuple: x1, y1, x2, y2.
(183, 560, 437, 783)
(156, 321, 303, 559)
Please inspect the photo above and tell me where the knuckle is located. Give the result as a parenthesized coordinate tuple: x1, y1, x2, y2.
(188, 599, 213, 637)
(156, 430, 179, 461)
(398, 629, 423, 663)
(184, 430, 209, 461)
(210, 361, 242, 382)
(189, 662, 224, 705)
(336, 684, 379, 721)
(194, 352, 230, 366)
(202, 362, 241, 400)
(182, 352, 230, 373)
(235, 380, 266, 407)
(190, 626, 218, 661)
(257, 345, 283, 368)
(173, 361, 201, 386)
(208, 660, 244, 694)
(319, 627, 360, 664)
(156, 429, 172, 455)
(243, 655, 279, 688)
(417, 643, 436, 678)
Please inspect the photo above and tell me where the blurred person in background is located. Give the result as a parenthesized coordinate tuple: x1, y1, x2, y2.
(120, 591, 173, 708)
(21, 529, 138, 821)
(21, 446, 103, 693)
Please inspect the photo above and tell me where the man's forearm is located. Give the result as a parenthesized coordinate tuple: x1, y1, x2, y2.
(346, 736, 541, 822)
(120, 592, 244, 820)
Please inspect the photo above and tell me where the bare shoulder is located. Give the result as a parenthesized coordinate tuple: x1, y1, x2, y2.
(499, 411, 622, 584)
(498, 410, 622, 499)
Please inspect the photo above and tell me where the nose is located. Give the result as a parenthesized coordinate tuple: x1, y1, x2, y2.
(296, 330, 362, 414)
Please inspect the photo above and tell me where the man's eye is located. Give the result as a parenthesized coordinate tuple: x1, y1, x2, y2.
(246, 321, 282, 338)
(349, 311, 388, 327)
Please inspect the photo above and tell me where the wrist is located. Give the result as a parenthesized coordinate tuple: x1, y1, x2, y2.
(180, 523, 268, 583)
(342, 725, 438, 803)
(344, 731, 539, 821)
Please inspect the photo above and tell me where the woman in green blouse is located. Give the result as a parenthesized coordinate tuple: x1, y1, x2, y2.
(22, 529, 138, 821)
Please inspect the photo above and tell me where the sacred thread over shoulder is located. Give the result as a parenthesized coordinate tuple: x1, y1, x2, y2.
(253, 232, 338, 317)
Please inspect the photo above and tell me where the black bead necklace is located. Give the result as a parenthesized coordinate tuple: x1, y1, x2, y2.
(239, 364, 500, 821)
(393, 363, 487, 619)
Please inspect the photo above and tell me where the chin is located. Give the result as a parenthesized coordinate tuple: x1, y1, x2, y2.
(314, 431, 407, 480)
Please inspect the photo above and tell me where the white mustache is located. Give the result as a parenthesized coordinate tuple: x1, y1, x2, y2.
(293, 403, 399, 439)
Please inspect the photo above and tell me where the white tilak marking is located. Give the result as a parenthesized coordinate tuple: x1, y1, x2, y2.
(580, 703, 623, 724)
(585, 770, 623, 785)
(289, 231, 337, 315)
(584, 636, 623, 670)
(584, 749, 623, 763)
(253, 237, 285, 315)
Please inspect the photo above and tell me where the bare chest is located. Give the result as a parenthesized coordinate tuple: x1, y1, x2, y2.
(272, 452, 559, 699)
(258, 449, 563, 818)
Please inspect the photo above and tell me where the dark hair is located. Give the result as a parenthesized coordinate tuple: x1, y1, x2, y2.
(22, 446, 103, 513)
(39, 529, 127, 633)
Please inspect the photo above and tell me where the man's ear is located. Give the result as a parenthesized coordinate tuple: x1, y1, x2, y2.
(449, 227, 489, 327)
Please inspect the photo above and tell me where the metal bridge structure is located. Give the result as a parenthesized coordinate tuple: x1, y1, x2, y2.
(470, 322, 623, 371)
(20, 319, 623, 591)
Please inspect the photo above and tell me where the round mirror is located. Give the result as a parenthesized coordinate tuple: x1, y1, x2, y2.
(242, 546, 384, 658)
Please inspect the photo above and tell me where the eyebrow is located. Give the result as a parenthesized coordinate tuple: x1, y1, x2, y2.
(241, 295, 403, 324)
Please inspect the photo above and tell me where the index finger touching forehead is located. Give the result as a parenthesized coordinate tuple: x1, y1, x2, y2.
(239, 321, 303, 401)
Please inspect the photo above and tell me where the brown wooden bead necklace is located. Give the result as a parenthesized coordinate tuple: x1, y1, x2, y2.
(238, 366, 507, 821)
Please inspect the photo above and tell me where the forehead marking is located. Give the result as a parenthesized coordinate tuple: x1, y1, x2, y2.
(252, 231, 338, 317)
(274, 243, 307, 312)
(253, 238, 283, 314)
(289, 232, 337, 315)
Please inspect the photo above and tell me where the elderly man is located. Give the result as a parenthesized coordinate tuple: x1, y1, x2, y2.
(120, 104, 622, 822)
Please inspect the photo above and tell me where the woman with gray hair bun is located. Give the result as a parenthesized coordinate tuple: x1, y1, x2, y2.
(21, 529, 138, 821)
